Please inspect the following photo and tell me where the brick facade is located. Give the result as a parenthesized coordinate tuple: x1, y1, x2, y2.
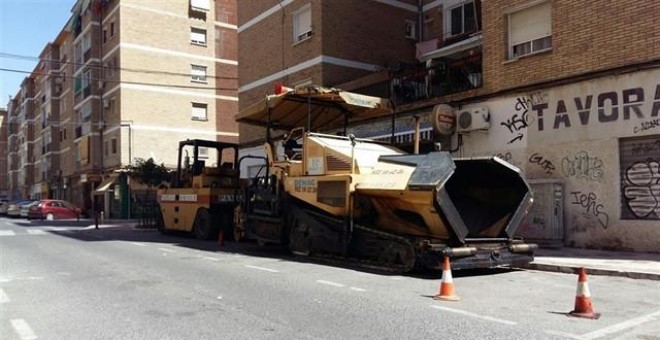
(482, 0, 660, 94)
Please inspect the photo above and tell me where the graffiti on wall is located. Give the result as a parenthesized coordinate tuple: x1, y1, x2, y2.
(619, 135, 660, 220)
(561, 151, 604, 181)
(570, 191, 609, 229)
(633, 118, 660, 134)
(529, 153, 555, 174)
(501, 94, 545, 144)
(495, 152, 513, 163)
(622, 160, 660, 219)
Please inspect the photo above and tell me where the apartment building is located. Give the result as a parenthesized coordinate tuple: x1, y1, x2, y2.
(7, 77, 36, 200)
(5, 0, 239, 217)
(236, 0, 660, 252)
(0, 108, 7, 200)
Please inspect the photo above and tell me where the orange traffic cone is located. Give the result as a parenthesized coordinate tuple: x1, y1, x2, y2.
(569, 267, 600, 319)
(433, 256, 460, 301)
(217, 230, 225, 246)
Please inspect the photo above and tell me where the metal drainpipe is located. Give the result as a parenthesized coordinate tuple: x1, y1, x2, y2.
(97, 0, 105, 222)
(418, 0, 423, 42)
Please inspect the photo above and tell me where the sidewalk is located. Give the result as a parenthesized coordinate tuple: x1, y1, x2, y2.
(519, 247, 660, 281)
(34, 218, 140, 230)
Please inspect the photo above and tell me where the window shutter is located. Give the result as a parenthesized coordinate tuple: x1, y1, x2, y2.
(509, 2, 551, 46)
(82, 101, 92, 120)
(192, 103, 207, 120)
(299, 8, 311, 33)
(190, 0, 210, 12)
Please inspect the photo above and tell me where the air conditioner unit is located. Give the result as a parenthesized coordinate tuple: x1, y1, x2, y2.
(103, 99, 110, 108)
(456, 107, 490, 133)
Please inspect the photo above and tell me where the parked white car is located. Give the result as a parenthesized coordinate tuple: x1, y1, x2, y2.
(20, 201, 39, 218)
(7, 201, 31, 217)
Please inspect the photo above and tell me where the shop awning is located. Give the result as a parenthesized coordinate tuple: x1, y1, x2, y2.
(236, 85, 392, 132)
(94, 177, 116, 194)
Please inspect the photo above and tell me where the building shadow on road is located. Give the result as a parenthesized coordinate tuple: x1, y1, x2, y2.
(45, 225, 521, 280)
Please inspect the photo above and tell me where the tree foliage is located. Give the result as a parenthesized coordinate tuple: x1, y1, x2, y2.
(126, 158, 171, 189)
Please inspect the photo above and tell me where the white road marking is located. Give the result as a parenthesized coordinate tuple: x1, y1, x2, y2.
(44, 227, 73, 231)
(27, 230, 47, 235)
(580, 310, 660, 340)
(203, 256, 220, 262)
(0, 288, 10, 303)
(544, 330, 584, 339)
(244, 265, 280, 273)
(316, 280, 345, 288)
(11, 319, 38, 340)
(349, 287, 367, 292)
(430, 305, 517, 325)
(0, 230, 16, 236)
(158, 247, 176, 253)
(130, 242, 146, 246)
(217, 296, 223, 300)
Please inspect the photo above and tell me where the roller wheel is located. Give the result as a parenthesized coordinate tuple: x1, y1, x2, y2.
(193, 209, 214, 240)
(156, 210, 169, 235)
(46, 213, 55, 221)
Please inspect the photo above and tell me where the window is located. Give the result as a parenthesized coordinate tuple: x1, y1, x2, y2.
(111, 138, 117, 154)
(74, 43, 83, 64)
(293, 4, 312, 43)
(81, 69, 91, 97)
(508, 2, 552, 59)
(103, 29, 107, 44)
(110, 22, 115, 37)
(449, 1, 476, 36)
(81, 101, 92, 121)
(191, 103, 208, 121)
(191, 65, 207, 83)
(404, 20, 416, 39)
(190, 27, 207, 45)
(74, 75, 82, 94)
(82, 31, 91, 53)
(198, 147, 208, 159)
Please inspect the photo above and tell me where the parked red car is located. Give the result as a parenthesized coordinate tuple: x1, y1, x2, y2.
(28, 200, 81, 220)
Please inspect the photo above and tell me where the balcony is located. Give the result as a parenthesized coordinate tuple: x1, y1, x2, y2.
(386, 51, 482, 105)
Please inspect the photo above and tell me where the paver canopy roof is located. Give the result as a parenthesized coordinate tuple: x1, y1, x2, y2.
(236, 85, 392, 132)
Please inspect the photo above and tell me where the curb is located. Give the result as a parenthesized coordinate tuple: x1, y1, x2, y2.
(518, 263, 660, 281)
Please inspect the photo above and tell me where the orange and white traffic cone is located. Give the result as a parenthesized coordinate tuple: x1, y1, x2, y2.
(569, 267, 600, 319)
(218, 230, 225, 246)
(433, 256, 460, 301)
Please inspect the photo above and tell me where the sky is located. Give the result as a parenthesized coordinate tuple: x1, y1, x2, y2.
(0, 0, 74, 109)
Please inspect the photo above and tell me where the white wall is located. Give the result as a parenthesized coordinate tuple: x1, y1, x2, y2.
(458, 68, 660, 252)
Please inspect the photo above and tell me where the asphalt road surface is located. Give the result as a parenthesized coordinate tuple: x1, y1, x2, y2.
(1, 217, 659, 339)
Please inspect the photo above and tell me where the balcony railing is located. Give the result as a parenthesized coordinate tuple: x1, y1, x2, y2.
(360, 53, 483, 105)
